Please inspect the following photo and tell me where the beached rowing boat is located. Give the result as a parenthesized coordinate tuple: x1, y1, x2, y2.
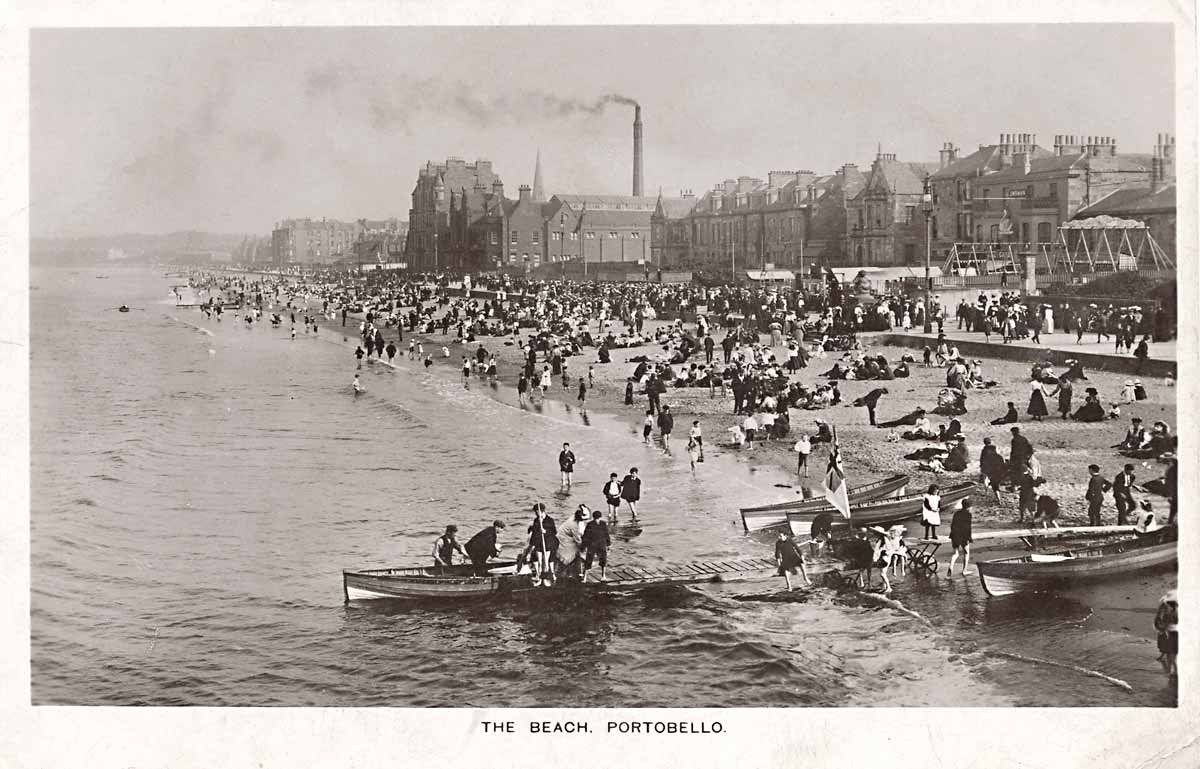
(977, 526, 1177, 597)
(343, 557, 781, 601)
(786, 481, 977, 536)
(740, 473, 910, 532)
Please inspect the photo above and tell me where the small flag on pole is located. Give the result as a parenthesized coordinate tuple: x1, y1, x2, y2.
(823, 427, 851, 519)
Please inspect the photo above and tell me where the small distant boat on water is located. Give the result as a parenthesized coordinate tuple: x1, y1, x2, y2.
(977, 526, 1177, 597)
(118, 305, 130, 313)
(787, 481, 977, 536)
(343, 557, 781, 602)
(740, 473, 910, 532)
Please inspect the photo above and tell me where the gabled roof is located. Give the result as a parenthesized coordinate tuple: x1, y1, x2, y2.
(1075, 185, 1175, 218)
(856, 159, 931, 199)
(654, 196, 698, 219)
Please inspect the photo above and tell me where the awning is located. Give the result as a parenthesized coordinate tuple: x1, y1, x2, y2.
(745, 269, 795, 281)
(1062, 215, 1147, 230)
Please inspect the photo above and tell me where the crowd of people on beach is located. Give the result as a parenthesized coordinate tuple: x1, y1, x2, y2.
(189, 267, 1178, 659)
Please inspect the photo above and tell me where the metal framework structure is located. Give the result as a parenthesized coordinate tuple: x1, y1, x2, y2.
(943, 215, 1174, 276)
(942, 242, 1032, 275)
(1052, 216, 1174, 274)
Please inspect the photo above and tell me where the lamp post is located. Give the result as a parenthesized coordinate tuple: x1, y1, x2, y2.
(921, 184, 935, 334)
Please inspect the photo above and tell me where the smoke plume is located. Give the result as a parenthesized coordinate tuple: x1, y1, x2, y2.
(306, 64, 638, 132)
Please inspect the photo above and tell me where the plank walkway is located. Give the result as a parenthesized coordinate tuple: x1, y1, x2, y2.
(590, 557, 778, 585)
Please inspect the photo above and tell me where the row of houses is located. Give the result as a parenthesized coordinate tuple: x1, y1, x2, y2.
(399, 131, 1174, 275)
(269, 218, 408, 266)
(653, 132, 1176, 272)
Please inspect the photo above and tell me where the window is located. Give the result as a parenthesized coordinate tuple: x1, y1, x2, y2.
(609, 231, 618, 239)
(570, 232, 578, 241)
(631, 231, 640, 239)
(551, 232, 561, 242)
(1025, 185, 1034, 200)
(904, 243, 916, 264)
(976, 224, 983, 242)
(989, 224, 999, 242)
(1048, 184, 1057, 200)
(532, 231, 540, 245)
(1021, 222, 1030, 243)
(586, 231, 596, 239)
(510, 230, 518, 245)
(982, 189, 990, 210)
(905, 205, 915, 224)
(1037, 222, 1052, 242)
(509, 251, 517, 263)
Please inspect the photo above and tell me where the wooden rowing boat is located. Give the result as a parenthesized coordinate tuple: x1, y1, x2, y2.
(786, 481, 977, 536)
(977, 526, 1177, 597)
(342, 556, 781, 602)
(740, 474, 910, 532)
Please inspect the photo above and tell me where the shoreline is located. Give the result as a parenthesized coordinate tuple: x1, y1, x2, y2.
(298, 298, 1175, 535)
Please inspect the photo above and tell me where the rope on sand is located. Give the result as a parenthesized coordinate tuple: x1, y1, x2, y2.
(986, 650, 1133, 693)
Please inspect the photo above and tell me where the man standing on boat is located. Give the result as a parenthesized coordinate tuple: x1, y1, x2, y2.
(432, 525, 466, 569)
(527, 504, 559, 586)
(465, 520, 506, 574)
(558, 443, 577, 490)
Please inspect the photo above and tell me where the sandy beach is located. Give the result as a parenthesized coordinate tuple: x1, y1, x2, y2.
(318, 299, 1176, 531)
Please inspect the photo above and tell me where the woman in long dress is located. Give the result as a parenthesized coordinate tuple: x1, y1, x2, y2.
(1026, 378, 1049, 421)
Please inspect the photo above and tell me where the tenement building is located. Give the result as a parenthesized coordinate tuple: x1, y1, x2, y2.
(929, 133, 1154, 258)
(404, 157, 503, 271)
(659, 165, 863, 272)
(845, 151, 939, 267)
(271, 218, 362, 265)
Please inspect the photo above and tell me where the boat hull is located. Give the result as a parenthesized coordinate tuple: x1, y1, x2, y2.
(343, 556, 782, 602)
(740, 474, 909, 532)
(978, 530, 1177, 597)
(787, 482, 976, 535)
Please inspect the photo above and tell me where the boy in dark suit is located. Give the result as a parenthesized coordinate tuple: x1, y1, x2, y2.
(1085, 464, 1112, 526)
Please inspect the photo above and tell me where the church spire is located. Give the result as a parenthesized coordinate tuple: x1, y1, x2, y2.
(532, 149, 546, 203)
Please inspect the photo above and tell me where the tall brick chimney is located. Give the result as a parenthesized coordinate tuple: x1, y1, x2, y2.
(633, 105, 643, 197)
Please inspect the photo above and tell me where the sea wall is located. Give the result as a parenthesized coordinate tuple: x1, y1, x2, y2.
(873, 333, 1176, 378)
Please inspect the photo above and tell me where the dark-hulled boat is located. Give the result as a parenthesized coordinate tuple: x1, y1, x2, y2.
(977, 526, 1177, 597)
(786, 481, 977, 536)
(343, 556, 782, 602)
(740, 473, 910, 532)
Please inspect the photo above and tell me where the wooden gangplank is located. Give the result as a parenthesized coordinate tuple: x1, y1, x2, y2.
(591, 557, 778, 587)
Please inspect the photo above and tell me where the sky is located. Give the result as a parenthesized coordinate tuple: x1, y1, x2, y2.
(30, 24, 1176, 238)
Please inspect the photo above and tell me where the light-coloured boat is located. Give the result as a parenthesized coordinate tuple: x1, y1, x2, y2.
(740, 474, 910, 532)
(977, 527, 1177, 597)
(786, 481, 977, 536)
